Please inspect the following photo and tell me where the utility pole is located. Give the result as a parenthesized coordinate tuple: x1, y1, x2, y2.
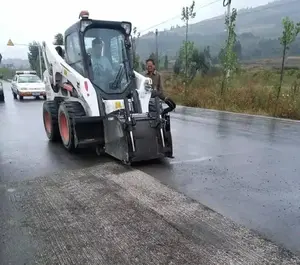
(155, 29, 158, 70)
(38, 43, 43, 79)
(224, 0, 232, 78)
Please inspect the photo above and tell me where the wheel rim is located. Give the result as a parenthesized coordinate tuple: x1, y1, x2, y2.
(59, 112, 69, 144)
(44, 112, 52, 134)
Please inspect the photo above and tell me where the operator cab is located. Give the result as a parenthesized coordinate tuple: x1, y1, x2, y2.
(63, 11, 135, 100)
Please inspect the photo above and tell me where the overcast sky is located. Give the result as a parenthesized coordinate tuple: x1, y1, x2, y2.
(0, 0, 274, 59)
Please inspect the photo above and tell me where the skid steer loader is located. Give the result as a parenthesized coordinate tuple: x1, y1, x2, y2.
(41, 11, 175, 165)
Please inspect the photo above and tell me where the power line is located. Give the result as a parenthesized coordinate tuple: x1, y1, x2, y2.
(139, 0, 298, 35)
(139, 0, 222, 34)
(207, 0, 298, 21)
(236, 0, 298, 16)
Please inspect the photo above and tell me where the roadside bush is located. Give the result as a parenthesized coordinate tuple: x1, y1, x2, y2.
(163, 68, 300, 119)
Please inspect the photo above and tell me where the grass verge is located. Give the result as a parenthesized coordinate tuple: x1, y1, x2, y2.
(163, 67, 300, 120)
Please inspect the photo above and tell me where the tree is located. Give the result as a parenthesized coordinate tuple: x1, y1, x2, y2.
(173, 57, 181, 75)
(203, 46, 212, 68)
(164, 55, 168, 70)
(175, 41, 210, 82)
(54, 33, 64, 45)
(132, 27, 141, 71)
(28, 41, 45, 77)
(233, 40, 242, 60)
(277, 17, 300, 100)
(220, 8, 238, 95)
(140, 60, 146, 71)
(181, 1, 196, 77)
(148, 52, 156, 62)
(133, 53, 140, 71)
(0, 53, 2, 64)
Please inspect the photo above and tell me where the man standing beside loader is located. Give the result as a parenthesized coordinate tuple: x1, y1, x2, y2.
(143, 58, 176, 116)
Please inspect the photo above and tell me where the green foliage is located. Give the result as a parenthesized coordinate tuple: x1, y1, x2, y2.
(174, 41, 210, 82)
(164, 55, 168, 70)
(220, 8, 238, 94)
(148, 52, 156, 62)
(279, 17, 300, 48)
(181, 0, 196, 27)
(181, 0, 196, 77)
(54, 33, 64, 45)
(28, 41, 45, 77)
(140, 61, 146, 71)
(276, 17, 300, 105)
(0, 67, 15, 80)
(132, 26, 141, 72)
(233, 40, 242, 60)
(133, 53, 140, 71)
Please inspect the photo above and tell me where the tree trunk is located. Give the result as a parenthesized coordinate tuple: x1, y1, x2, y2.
(274, 44, 287, 116)
(185, 20, 188, 78)
(277, 45, 286, 100)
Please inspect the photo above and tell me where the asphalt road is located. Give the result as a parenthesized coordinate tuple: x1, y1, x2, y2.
(1, 81, 300, 262)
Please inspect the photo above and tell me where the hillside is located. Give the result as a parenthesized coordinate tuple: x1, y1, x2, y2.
(0, 58, 30, 69)
(136, 0, 300, 60)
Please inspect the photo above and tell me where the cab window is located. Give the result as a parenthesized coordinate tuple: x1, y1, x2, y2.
(65, 32, 84, 76)
(110, 36, 123, 65)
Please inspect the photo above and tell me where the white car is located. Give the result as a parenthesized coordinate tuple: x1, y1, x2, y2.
(11, 71, 46, 100)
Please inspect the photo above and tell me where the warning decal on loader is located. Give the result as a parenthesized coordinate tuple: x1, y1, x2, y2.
(115, 101, 122, 109)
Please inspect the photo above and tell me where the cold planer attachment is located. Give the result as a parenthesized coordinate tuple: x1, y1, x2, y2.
(103, 94, 174, 164)
(41, 10, 175, 165)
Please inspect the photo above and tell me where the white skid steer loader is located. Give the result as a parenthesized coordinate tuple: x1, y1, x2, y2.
(41, 10, 176, 165)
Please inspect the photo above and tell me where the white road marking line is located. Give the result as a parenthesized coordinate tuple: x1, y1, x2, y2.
(170, 156, 213, 164)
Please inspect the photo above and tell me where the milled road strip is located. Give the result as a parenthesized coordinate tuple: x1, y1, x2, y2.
(1, 162, 299, 264)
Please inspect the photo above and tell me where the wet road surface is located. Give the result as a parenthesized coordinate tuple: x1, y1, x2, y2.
(1, 81, 300, 260)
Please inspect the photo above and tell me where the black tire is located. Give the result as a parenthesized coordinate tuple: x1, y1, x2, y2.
(0, 92, 4, 102)
(43, 101, 60, 141)
(58, 101, 86, 152)
(43, 95, 47, 100)
(19, 95, 23, 100)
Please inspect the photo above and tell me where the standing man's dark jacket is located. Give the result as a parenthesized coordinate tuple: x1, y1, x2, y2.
(143, 70, 163, 92)
(143, 70, 176, 115)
